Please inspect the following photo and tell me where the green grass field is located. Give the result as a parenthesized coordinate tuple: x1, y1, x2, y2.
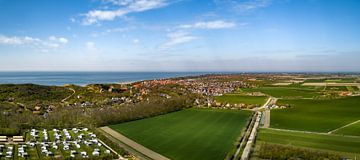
(325, 86, 349, 91)
(110, 109, 252, 160)
(271, 96, 360, 133)
(214, 94, 267, 105)
(335, 121, 360, 136)
(257, 128, 360, 157)
(241, 86, 322, 98)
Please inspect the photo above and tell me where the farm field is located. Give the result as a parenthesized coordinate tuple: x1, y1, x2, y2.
(110, 108, 252, 160)
(241, 86, 322, 98)
(214, 94, 267, 105)
(257, 128, 360, 157)
(271, 96, 360, 133)
(304, 78, 357, 83)
(335, 121, 360, 136)
(324, 86, 348, 91)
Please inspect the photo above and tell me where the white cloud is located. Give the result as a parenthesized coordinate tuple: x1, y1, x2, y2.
(0, 35, 40, 45)
(49, 36, 68, 44)
(160, 31, 197, 50)
(214, 0, 272, 12)
(86, 42, 96, 50)
(235, 0, 271, 11)
(82, 0, 171, 25)
(85, 42, 101, 53)
(0, 35, 68, 52)
(133, 38, 140, 44)
(178, 20, 236, 29)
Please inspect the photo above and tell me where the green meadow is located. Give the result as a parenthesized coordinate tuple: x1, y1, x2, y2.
(214, 94, 267, 105)
(271, 96, 360, 133)
(335, 121, 360, 136)
(110, 109, 252, 160)
(241, 86, 322, 98)
(257, 128, 360, 157)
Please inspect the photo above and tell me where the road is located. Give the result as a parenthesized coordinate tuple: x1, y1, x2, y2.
(233, 97, 274, 160)
(263, 109, 270, 128)
(240, 112, 261, 160)
(232, 113, 256, 160)
(99, 127, 170, 160)
(258, 97, 277, 128)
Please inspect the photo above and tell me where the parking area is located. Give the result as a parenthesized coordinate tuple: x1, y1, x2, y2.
(0, 128, 117, 159)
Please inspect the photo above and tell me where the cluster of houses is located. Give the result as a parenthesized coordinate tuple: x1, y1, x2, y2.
(266, 104, 288, 110)
(0, 135, 24, 143)
(17, 145, 28, 157)
(132, 76, 247, 96)
(27, 128, 112, 158)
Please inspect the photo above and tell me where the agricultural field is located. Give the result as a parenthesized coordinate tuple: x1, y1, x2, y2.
(214, 94, 267, 105)
(335, 121, 360, 136)
(347, 86, 360, 91)
(324, 86, 348, 91)
(110, 108, 252, 160)
(241, 86, 322, 98)
(271, 96, 360, 133)
(304, 78, 357, 83)
(256, 128, 360, 158)
(0, 128, 116, 159)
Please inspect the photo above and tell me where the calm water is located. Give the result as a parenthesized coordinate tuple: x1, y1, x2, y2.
(0, 72, 210, 86)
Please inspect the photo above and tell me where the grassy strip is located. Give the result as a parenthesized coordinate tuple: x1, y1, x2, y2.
(254, 142, 343, 160)
(334, 121, 360, 136)
(271, 96, 360, 133)
(257, 128, 360, 157)
(214, 95, 267, 105)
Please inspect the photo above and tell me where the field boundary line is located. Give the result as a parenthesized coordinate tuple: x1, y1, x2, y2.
(328, 119, 360, 134)
(99, 126, 170, 160)
(266, 127, 360, 139)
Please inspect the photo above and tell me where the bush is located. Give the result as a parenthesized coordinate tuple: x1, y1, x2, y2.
(0, 128, 19, 136)
(258, 143, 343, 160)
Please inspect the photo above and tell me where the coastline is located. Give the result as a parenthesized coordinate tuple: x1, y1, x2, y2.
(0, 72, 210, 86)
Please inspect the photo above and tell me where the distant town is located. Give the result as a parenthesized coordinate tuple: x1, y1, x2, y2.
(1, 73, 360, 159)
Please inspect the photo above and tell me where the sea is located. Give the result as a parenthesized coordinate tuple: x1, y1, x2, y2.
(0, 72, 212, 86)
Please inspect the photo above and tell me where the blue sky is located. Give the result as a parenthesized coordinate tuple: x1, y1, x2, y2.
(0, 0, 359, 72)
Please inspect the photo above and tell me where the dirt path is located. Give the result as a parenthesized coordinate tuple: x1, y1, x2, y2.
(328, 119, 360, 134)
(61, 88, 75, 102)
(99, 126, 170, 160)
(263, 109, 270, 128)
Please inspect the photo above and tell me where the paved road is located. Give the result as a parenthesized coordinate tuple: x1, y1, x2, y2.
(233, 113, 256, 160)
(240, 112, 262, 160)
(235, 97, 274, 160)
(260, 97, 277, 128)
(99, 127, 170, 160)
